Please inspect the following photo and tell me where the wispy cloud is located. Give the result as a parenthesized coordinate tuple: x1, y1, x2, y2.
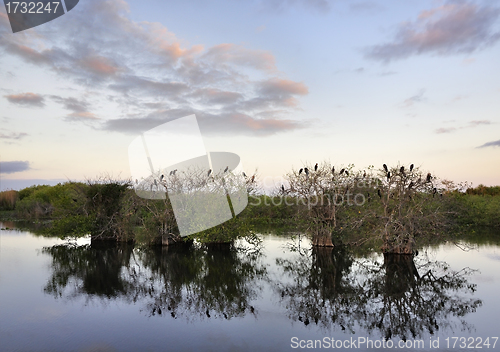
(435, 120, 493, 134)
(477, 139, 500, 148)
(4, 92, 45, 107)
(0, 130, 28, 140)
(366, 1, 500, 62)
(0, 0, 309, 137)
(401, 89, 425, 108)
(0, 161, 30, 174)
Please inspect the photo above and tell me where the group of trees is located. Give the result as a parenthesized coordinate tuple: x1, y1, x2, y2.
(0, 161, 499, 253)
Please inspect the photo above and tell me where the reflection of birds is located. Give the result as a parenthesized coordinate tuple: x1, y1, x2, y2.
(206, 309, 210, 318)
(377, 189, 382, 198)
(224, 166, 229, 173)
(207, 169, 212, 176)
(299, 168, 303, 175)
(383, 164, 388, 173)
(410, 164, 414, 172)
(427, 173, 432, 182)
(314, 163, 318, 171)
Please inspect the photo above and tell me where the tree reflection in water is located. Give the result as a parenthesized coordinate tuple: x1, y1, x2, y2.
(42, 242, 267, 321)
(275, 247, 482, 340)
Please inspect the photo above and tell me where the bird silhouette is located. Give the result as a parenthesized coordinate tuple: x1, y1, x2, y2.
(386, 172, 391, 181)
(383, 164, 388, 173)
(433, 187, 437, 197)
(154, 179, 157, 187)
(224, 166, 229, 173)
(408, 181, 414, 189)
(426, 173, 432, 182)
(173, 169, 177, 175)
(251, 175, 255, 183)
(410, 164, 414, 172)
(400, 166, 406, 177)
(207, 169, 212, 176)
(314, 163, 318, 171)
(304, 168, 309, 176)
(242, 172, 246, 177)
(169, 170, 173, 176)
(363, 170, 366, 178)
(377, 189, 382, 198)
(160, 174, 164, 181)
(299, 168, 303, 175)
(345, 170, 349, 176)
(281, 185, 285, 192)
(339, 168, 345, 175)
(332, 166, 335, 174)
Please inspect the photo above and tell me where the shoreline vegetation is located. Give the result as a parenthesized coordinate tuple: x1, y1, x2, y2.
(1, 162, 499, 254)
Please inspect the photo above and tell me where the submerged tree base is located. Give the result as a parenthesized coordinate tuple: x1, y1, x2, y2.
(312, 234, 334, 247)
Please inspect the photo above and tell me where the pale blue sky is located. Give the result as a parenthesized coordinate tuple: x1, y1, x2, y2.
(1, 0, 499, 190)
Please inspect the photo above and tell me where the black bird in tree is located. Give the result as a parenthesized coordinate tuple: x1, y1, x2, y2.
(251, 175, 255, 183)
(377, 189, 382, 198)
(242, 172, 246, 178)
(224, 166, 229, 173)
(332, 166, 335, 175)
(345, 170, 349, 176)
(207, 169, 212, 177)
(400, 166, 406, 177)
(433, 187, 437, 197)
(410, 164, 414, 172)
(363, 170, 366, 178)
(299, 168, 303, 175)
(426, 173, 432, 182)
(304, 168, 309, 176)
(408, 181, 414, 189)
(314, 163, 318, 171)
(160, 174, 164, 181)
(339, 168, 345, 175)
(383, 164, 388, 173)
(169, 170, 173, 176)
(281, 185, 285, 193)
(386, 172, 391, 181)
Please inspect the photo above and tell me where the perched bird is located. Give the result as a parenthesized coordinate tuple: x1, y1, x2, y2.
(408, 181, 414, 189)
(426, 173, 432, 182)
(400, 166, 406, 177)
(207, 169, 212, 177)
(304, 168, 309, 176)
(173, 169, 177, 175)
(314, 163, 318, 171)
(206, 309, 210, 318)
(410, 164, 414, 172)
(433, 187, 437, 196)
(224, 166, 229, 173)
(377, 189, 382, 198)
(345, 170, 349, 176)
(281, 185, 285, 193)
(169, 170, 173, 176)
(386, 172, 391, 181)
(363, 170, 366, 178)
(251, 175, 255, 183)
(332, 166, 335, 175)
(160, 174, 164, 181)
(383, 164, 388, 173)
(299, 168, 303, 175)
(154, 179, 157, 187)
(339, 168, 345, 175)
(242, 172, 247, 178)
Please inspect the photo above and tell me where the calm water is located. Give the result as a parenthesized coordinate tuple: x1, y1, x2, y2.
(1, 222, 500, 352)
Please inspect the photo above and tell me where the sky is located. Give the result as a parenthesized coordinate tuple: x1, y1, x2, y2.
(0, 0, 499, 191)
